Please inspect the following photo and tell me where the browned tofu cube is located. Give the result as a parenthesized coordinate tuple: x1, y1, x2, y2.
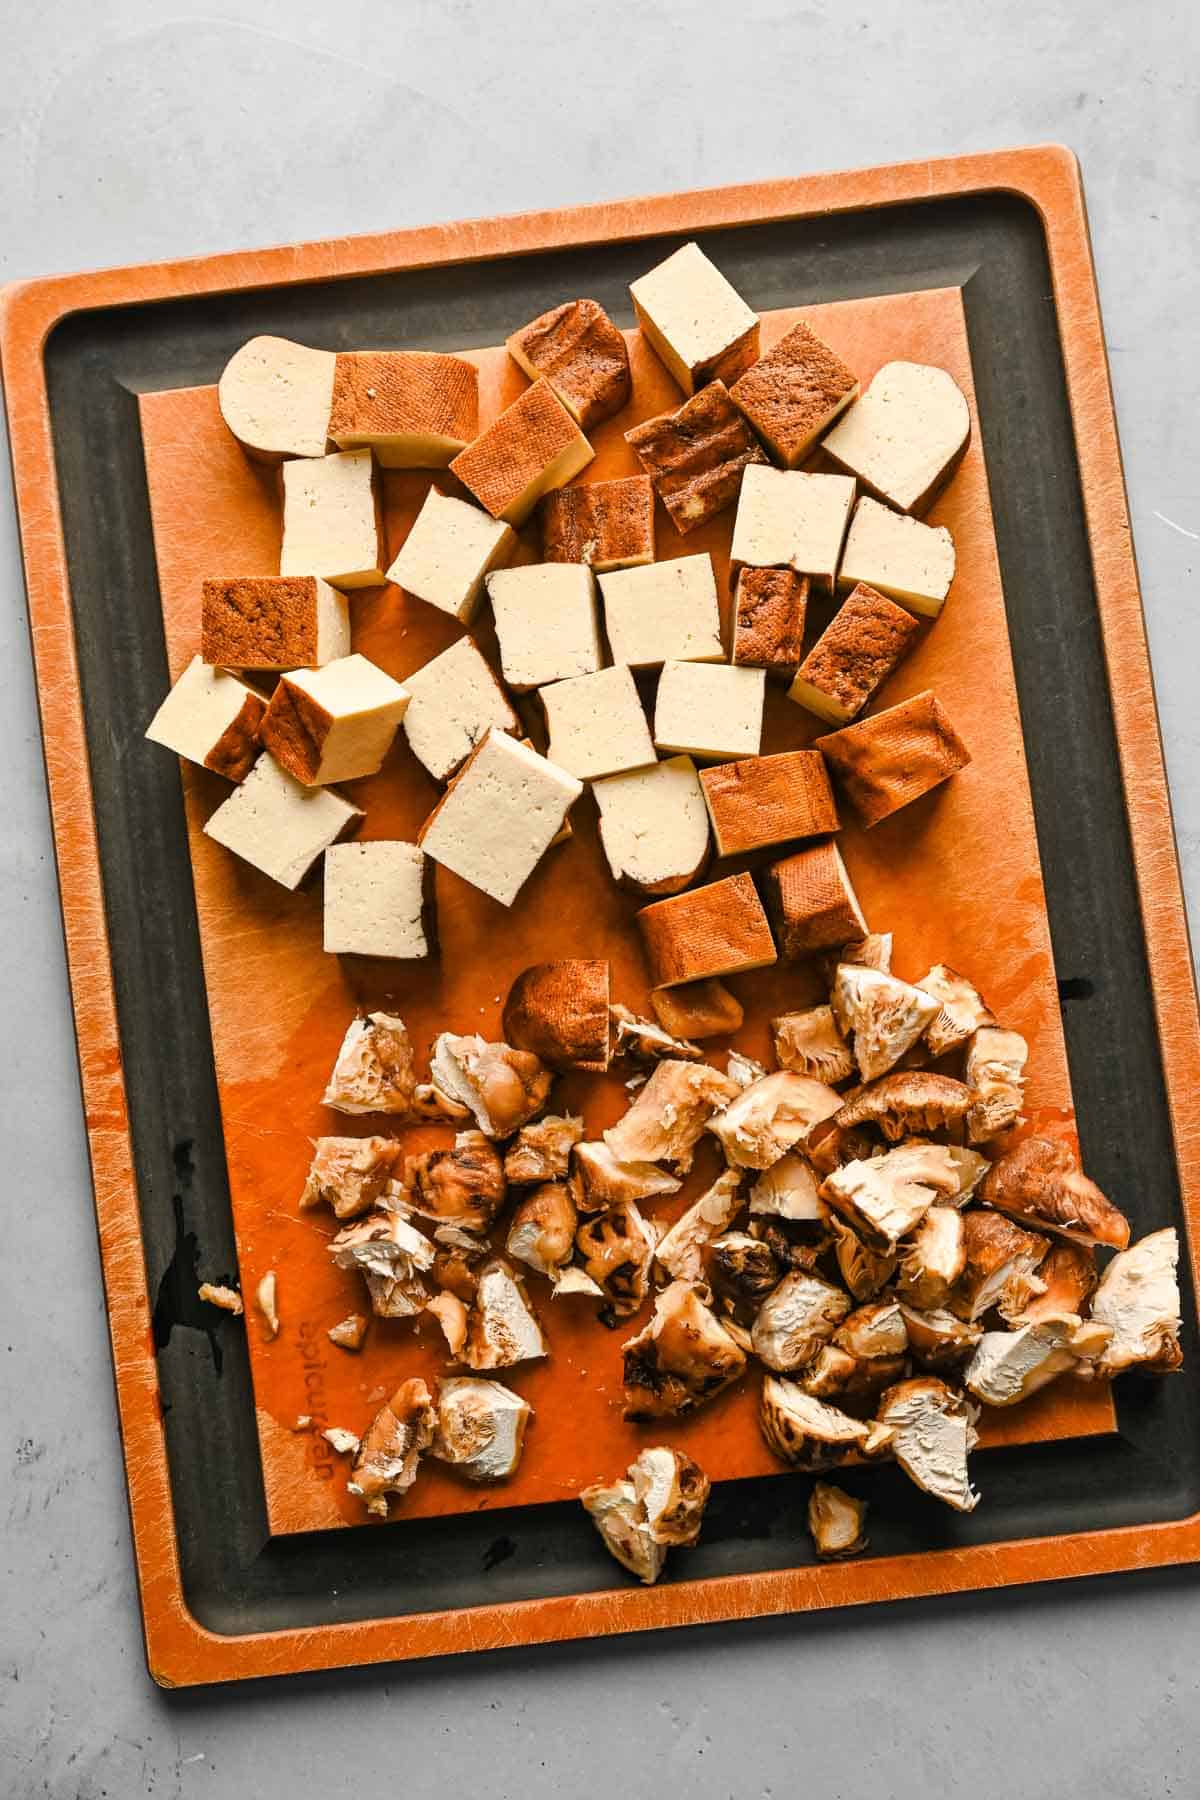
(539, 475, 655, 572)
(729, 321, 858, 468)
(732, 567, 809, 676)
(700, 750, 839, 857)
(814, 691, 971, 826)
(789, 582, 920, 724)
(637, 871, 777, 988)
(625, 381, 767, 536)
(450, 380, 593, 525)
(328, 351, 478, 467)
(506, 299, 631, 431)
(763, 841, 868, 959)
(201, 575, 349, 672)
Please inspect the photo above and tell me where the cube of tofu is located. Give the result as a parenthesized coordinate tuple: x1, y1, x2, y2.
(400, 635, 518, 783)
(731, 567, 809, 676)
(486, 564, 602, 690)
(449, 379, 594, 526)
(260, 653, 411, 786)
(203, 754, 362, 889)
(592, 754, 710, 895)
(637, 871, 777, 988)
(200, 575, 350, 672)
(323, 840, 435, 959)
(599, 554, 724, 668)
(539, 475, 655, 572)
(629, 241, 759, 395)
(654, 661, 765, 760)
(789, 582, 920, 724)
(731, 466, 856, 593)
(541, 664, 655, 780)
(506, 298, 631, 430)
(839, 496, 955, 618)
(280, 449, 383, 589)
(729, 320, 858, 467)
(217, 334, 336, 462)
(145, 655, 266, 783)
(763, 841, 868, 959)
(624, 381, 767, 535)
(822, 360, 970, 514)
(815, 691, 970, 827)
(327, 350, 478, 467)
(700, 750, 839, 857)
(388, 489, 515, 628)
(418, 728, 581, 906)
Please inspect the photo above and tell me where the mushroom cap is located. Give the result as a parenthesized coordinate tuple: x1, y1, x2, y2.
(580, 1479, 667, 1584)
(709, 1071, 842, 1171)
(432, 1376, 531, 1481)
(655, 1169, 745, 1284)
(899, 1305, 984, 1372)
(772, 1005, 855, 1084)
(348, 1377, 436, 1516)
(404, 1130, 507, 1230)
(835, 1299, 908, 1360)
(807, 1481, 869, 1558)
(980, 1136, 1130, 1249)
(964, 1026, 1029, 1143)
(896, 1205, 967, 1310)
(751, 1270, 851, 1372)
(300, 1135, 402, 1220)
(609, 1003, 703, 1064)
(799, 1343, 906, 1404)
(1006, 1240, 1098, 1327)
(502, 960, 611, 1071)
(750, 1152, 828, 1223)
(876, 1377, 979, 1513)
(576, 1199, 658, 1318)
(831, 966, 940, 1083)
(571, 1140, 682, 1211)
(505, 1181, 577, 1276)
(950, 1208, 1050, 1322)
(759, 1377, 872, 1468)
(964, 1318, 1082, 1407)
(917, 964, 995, 1059)
(1092, 1228, 1183, 1376)
(322, 1012, 418, 1117)
(424, 1290, 469, 1356)
(504, 1114, 584, 1185)
(807, 1073, 973, 1172)
(464, 1260, 548, 1369)
(705, 1230, 782, 1312)
(604, 1059, 740, 1171)
(829, 1215, 897, 1301)
(821, 1142, 962, 1249)
(630, 1445, 711, 1546)
(623, 1281, 747, 1418)
(429, 1033, 553, 1139)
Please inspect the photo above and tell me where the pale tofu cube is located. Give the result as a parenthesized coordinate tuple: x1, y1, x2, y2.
(654, 661, 764, 761)
(731, 466, 856, 592)
(540, 665, 655, 781)
(280, 449, 383, 589)
(401, 636, 518, 782)
(387, 487, 516, 625)
(838, 496, 956, 618)
(630, 242, 759, 395)
(327, 351, 478, 468)
(145, 654, 267, 783)
(418, 729, 582, 907)
(217, 334, 336, 462)
(449, 380, 594, 526)
(260, 653, 411, 785)
(203, 754, 362, 889)
(323, 840, 435, 959)
(822, 360, 971, 514)
(592, 755, 711, 895)
(201, 575, 349, 672)
(486, 564, 603, 691)
(599, 555, 724, 669)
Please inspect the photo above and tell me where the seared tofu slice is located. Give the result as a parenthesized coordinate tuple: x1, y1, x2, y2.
(654, 661, 765, 760)
(400, 635, 518, 784)
(450, 379, 594, 526)
(729, 320, 858, 467)
(201, 575, 349, 672)
(839, 496, 955, 617)
(539, 475, 655, 572)
(789, 581, 920, 724)
(629, 241, 759, 395)
(541, 664, 655, 780)
(280, 448, 384, 589)
(599, 553, 724, 668)
(625, 380, 767, 535)
(731, 567, 809, 677)
(637, 871, 777, 988)
(328, 350, 478, 467)
(506, 298, 631, 430)
(815, 691, 971, 826)
(323, 840, 435, 959)
(700, 749, 839, 856)
(259, 653, 411, 785)
(217, 334, 335, 461)
(203, 754, 362, 889)
(487, 563, 603, 690)
(387, 487, 516, 624)
(822, 360, 970, 514)
(418, 728, 581, 907)
(145, 655, 266, 783)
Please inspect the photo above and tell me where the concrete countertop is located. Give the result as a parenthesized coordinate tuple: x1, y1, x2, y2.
(2, 3, 1197, 1794)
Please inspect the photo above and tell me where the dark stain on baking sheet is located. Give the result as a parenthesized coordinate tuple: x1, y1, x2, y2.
(151, 1191, 223, 1376)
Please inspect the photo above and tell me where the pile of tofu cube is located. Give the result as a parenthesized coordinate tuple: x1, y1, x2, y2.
(144, 243, 1183, 1579)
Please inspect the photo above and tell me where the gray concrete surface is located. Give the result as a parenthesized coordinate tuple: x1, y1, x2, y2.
(1, 2, 1197, 1794)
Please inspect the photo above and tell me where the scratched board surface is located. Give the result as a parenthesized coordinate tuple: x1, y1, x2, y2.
(138, 288, 1113, 1535)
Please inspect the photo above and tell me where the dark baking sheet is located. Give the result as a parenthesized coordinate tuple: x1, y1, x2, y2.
(41, 188, 1195, 1637)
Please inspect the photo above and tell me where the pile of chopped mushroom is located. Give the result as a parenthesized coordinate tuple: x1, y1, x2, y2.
(296, 943, 1181, 1581)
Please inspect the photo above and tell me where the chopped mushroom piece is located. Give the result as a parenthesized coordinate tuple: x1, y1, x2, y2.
(1092, 1228, 1183, 1377)
(604, 1058, 739, 1171)
(727, 1050, 768, 1090)
(1006, 1241, 1098, 1327)
(575, 1200, 659, 1319)
(630, 1445, 711, 1546)
(772, 1006, 855, 1084)
(650, 978, 745, 1041)
(429, 1033, 553, 1138)
(655, 1169, 745, 1284)
(759, 1378, 875, 1469)
(964, 1315, 1104, 1407)
(327, 1312, 369, 1351)
(431, 1376, 531, 1481)
(899, 1305, 984, 1374)
(322, 1427, 360, 1455)
(705, 1231, 782, 1316)
(198, 1282, 243, 1314)
(821, 1142, 963, 1250)
(896, 1206, 967, 1310)
(502, 959, 611, 1071)
(799, 1343, 906, 1405)
(504, 1113, 585, 1185)
(609, 1003, 703, 1064)
(256, 1271, 280, 1338)
(876, 1377, 979, 1513)
(347, 1378, 436, 1517)
(551, 1266, 606, 1299)
(709, 1071, 842, 1171)
(322, 1012, 417, 1116)
(464, 1260, 548, 1369)
(623, 1281, 747, 1417)
(425, 1290, 469, 1357)
(751, 1271, 851, 1373)
(918, 965, 995, 1058)
(950, 1210, 1050, 1323)
(412, 1082, 473, 1122)
(404, 1131, 507, 1232)
(821, 933, 894, 978)
(750, 1152, 828, 1224)
(835, 1299, 908, 1360)
(506, 1182, 578, 1277)
(964, 1026, 1029, 1143)
(300, 1135, 402, 1220)
(829, 1216, 897, 1300)
(980, 1136, 1130, 1250)
(807, 1073, 974, 1173)
(571, 1140, 682, 1212)
(943, 1145, 991, 1203)
(808, 1482, 869, 1558)
(580, 1479, 667, 1584)
(832, 965, 940, 1083)
(329, 1210, 436, 1318)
